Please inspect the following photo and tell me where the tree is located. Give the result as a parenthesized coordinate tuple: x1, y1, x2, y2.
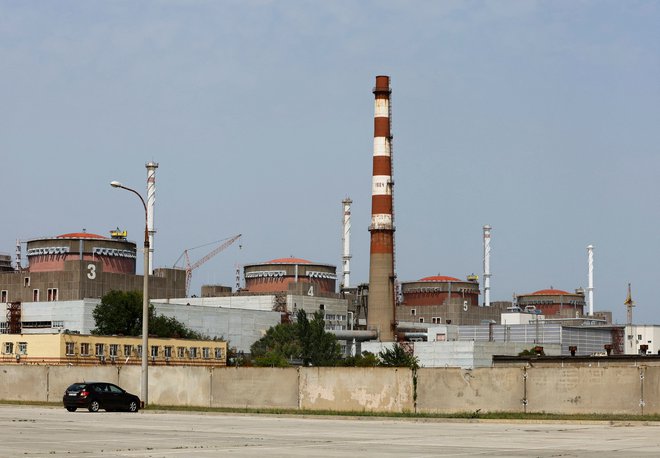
(297, 309, 341, 366)
(249, 309, 341, 367)
(92, 290, 203, 339)
(250, 321, 301, 366)
(378, 343, 419, 369)
(92, 290, 143, 336)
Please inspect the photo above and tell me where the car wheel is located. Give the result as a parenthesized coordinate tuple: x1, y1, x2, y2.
(88, 400, 101, 412)
(128, 400, 139, 412)
(66, 407, 77, 412)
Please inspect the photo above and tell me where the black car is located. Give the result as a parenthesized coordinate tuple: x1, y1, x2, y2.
(63, 382, 140, 412)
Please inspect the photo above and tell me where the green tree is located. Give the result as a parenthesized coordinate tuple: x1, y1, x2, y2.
(297, 309, 341, 366)
(250, 321, 301, 366)
(92, 290, 144, 336)
(92, 290, 203, 339)
(249, 309, 341, 367)
(378, 343, 419, 369)
(338, 351, 379, 367)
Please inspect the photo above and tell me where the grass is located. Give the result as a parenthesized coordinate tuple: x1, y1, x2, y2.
(7, 400, 660, 422)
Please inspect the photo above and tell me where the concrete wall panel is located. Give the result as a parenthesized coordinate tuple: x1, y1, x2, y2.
(642, 366, 660, 415)
(47, 366, 120, 402)
(417, 367, 524, 413)
(148, 366, 211, 407)
(0, 365, 48, 402)
(211, 367, 299, 409)
(299, 367, 413, 413)
(526, 367, 642, 415)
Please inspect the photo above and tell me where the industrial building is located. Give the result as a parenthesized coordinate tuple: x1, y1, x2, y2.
(0, 332, 226, 366)
(625, 324, 660, 355)
(397, 275, 505, 326)
(0, 231, 186, 304)
(0, 255, 349, 354)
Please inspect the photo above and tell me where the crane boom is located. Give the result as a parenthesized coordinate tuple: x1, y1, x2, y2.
(178, 234, 242, 296)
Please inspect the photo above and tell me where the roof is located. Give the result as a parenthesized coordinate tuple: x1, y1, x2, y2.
(419, 275, 461, 282)
(265, 257, 313, 265)
(530, 288, 571, 296)
(57, 232, 107, 240)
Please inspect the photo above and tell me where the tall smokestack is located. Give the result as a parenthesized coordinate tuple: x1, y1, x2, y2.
(146, 161, 159, 275)
(368, 75, 396, 341)
(341, 198, 352, 289)
(587, 244, 594, 316)
(483, 225, 492, 307)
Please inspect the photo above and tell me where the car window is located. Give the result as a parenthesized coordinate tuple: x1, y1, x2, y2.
(108, 385, 123, 394)
(66, 384, 85, 391)
(92, 385, 104, 393)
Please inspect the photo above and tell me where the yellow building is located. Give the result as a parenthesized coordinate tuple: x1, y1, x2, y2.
(0, 333, 227, 367)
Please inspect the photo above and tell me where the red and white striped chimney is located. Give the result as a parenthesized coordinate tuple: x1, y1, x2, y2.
(367, 75, 396, 341)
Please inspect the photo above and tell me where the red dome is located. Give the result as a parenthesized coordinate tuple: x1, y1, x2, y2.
(419, 275, 461, 282)
(530, 288, 571, 296)
(265, 257, 313, 264)
(57, 232, 107, 239)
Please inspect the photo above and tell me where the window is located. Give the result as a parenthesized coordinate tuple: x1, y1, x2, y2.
(214, 348, 223, 359)
(137, 345, 142, 358)
(3, 342, 13, 354)
(52, 321, 64, 328)
(95, 344, 105, 356)
(24, 277, 30, 287)
(419, 318, 425, 323)
(319, 304, 325, 311)
(177, 347, 185, 358)
(202, 347, 210, 359)
(164, 346, 172, 358)
(32, 289, 39, 301)
(47, 288, 58, 301)
(80, 343, 90, 356)
(189, 347, 198, 358)
(65, 342, 75, 356)
(432, 317, 442, 324)
(17, 342, 27, 355)
(1, 290, 7, 302)
(109, 344, 118, 357)
(151, 346, 159, 358)
(411, 309, 416, 316)
(123, 345, 133, 356)
(638, 335, 643, 340)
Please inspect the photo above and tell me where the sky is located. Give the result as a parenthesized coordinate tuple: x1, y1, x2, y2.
(1, 1, 659, 324)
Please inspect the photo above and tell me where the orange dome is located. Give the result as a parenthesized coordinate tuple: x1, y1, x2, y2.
(530, 288, 571, 296)
(265, 257, 313, 264)
(57, 232, 106, 239)
(419, 275, 461, 282)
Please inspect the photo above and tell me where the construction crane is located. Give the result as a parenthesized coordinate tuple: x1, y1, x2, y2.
(174, 234, 242, 296)
(624, 283, 635, 326)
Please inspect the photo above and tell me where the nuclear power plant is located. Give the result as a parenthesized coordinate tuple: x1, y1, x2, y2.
(2, 74, 653, 367)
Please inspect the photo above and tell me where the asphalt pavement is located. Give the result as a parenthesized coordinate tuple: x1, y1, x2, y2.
(2, 405, 660, 457)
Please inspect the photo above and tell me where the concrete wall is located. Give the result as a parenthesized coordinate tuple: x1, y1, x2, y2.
(525, 366, 643, 415)
(299, 367, 413, 413)
(211, 367, 298, 409)
(3, 364, 660, 416)
(417, 367, 524, 414)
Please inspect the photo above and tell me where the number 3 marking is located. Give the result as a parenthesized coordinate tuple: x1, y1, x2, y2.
(87, 264, 96, 280)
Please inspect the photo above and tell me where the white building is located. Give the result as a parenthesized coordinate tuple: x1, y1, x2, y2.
(625, 325, 660, 355)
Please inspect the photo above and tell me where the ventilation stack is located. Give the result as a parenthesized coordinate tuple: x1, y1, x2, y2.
(587, 244, 594, 316)
(367, 75, 396, 341)
(145, 161, 159, 275)
(341, 198, 352, 289)
(483, 225, 492, 307)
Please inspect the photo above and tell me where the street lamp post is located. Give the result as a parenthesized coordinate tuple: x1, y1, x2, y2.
(110, 180, 150, 407)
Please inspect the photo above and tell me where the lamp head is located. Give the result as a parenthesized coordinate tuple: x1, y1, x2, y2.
(110, 181, 122, 188)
